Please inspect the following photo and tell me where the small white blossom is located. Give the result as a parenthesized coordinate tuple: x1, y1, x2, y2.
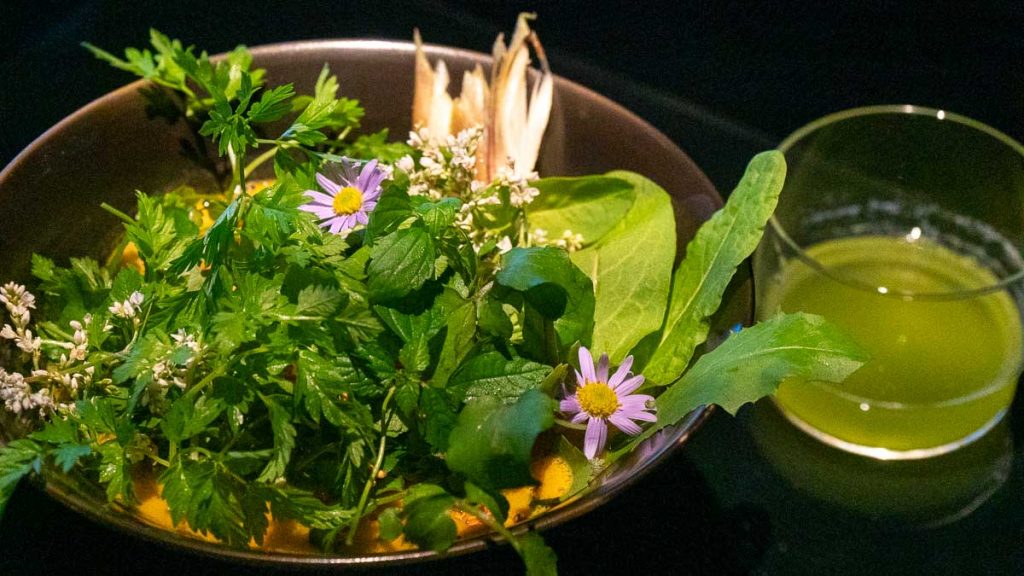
(396, 155, 415, 173)
(109, 292, 144, 319)
(0, 368, 53, 416)
(0, 283, 41, 354)
(496, 236, 514, 254)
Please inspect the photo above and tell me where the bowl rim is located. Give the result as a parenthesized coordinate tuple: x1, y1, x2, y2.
(1, 37, 722, 567)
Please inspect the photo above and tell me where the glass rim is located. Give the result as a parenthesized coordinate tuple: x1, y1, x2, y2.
(771, 104, 1024, 300)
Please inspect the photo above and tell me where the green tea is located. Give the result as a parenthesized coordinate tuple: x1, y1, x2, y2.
(761, 235, 1023, 455)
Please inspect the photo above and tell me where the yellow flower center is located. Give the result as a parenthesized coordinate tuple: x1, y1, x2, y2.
(577, 382, 619, 419)
(333, 186, 363, 215)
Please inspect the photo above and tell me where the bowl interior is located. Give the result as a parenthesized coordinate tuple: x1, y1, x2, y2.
(0, 39, 744, 566)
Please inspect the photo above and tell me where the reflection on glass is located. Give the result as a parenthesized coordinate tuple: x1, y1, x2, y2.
(750, 401, 1012, 527)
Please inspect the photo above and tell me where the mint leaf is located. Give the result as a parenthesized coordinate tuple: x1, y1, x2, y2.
(367, 227, 435, 301)
(496, 247, 595, 357)
(448, 352, 552, 404)
(401, 483, 457, 552)
(446, 389, 556, 492)
(645, 151, 787, 384)
(569, 172, 676, 363)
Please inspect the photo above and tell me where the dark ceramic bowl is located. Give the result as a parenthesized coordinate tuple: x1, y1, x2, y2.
(0, 39, 744, 567)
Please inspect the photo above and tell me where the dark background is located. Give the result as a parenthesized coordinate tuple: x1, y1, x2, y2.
(2, 1, 1024, 574)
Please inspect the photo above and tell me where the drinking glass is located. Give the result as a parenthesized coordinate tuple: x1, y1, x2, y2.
(754, 105, 1024, 459)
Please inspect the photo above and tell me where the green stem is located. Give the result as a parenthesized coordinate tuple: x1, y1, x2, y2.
(345, 385, 396, 546)
(244, 145, 279, 177)
(454, 501, 525, 556)
(100, 203, 136, 225)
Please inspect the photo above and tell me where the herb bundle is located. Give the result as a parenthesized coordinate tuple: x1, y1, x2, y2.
(0, 21, 865, 575)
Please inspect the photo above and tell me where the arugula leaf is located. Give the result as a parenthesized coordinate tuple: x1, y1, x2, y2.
(568, 172, 676, 363)
(446, 389, 556, 492)
(645, 151, 787, 385)
(621, 312, 867, 455)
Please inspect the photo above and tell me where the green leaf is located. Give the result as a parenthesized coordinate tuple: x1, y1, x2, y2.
(463, 481, 509, 525)
(247, 83, 296, 123)
(295, 285, 343, 317)
(377, 507, 403, 541)
(401, 483, 457, 552)
(161, 395, 226, 444)
(53, 444, 92, 473)
(364, 185, 413, 243)
(446, 389, 557, 492)
(420, 386, 459, 452)
(416, 198, 462, 236)
(552, 435, 592, 501)
(645, 151, 787, 384)
(367, 227, 435, 301)
(0, 440, 42, 517)
(626, 313, 866, 453)
(568, 172, 676, 363)
(448, 352, 552, 404)
(294, 349, 371, 428)
(527, 175, 636, 243)
(256, 394, 297, 482)
(430, 296, 477, 387)
(496, 247, 595, 356)
(519, 532, 559, 576)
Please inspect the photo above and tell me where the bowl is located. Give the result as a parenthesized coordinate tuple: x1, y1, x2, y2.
(0, 39, 745, 567)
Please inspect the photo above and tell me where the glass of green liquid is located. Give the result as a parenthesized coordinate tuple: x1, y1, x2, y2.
(754, 105, 1024, 459)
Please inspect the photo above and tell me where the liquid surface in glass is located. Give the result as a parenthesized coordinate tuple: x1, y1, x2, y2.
(762, 235, 1023, 454)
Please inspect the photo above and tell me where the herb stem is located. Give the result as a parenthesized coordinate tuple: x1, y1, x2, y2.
(454, 500, 525, 556)
(244, 145, 279, 177)
(345, 385, 396, 546)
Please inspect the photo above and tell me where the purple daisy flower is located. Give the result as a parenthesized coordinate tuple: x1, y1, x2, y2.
(560, 346, 657, 460)
(299, 158, 386, 234)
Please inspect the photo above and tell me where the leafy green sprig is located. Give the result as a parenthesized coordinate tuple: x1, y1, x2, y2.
(0, 32, 867, 576)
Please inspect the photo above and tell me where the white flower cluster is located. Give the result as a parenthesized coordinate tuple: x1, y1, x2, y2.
(0, 368, 53, 416)
(143, 329, 203, 410)
(493, 163, 540, 208)
(109, 291, 144, 320)
(529, 228, 585, 252)
(0, 282, 41, 355)
(400, 127, 482, 200)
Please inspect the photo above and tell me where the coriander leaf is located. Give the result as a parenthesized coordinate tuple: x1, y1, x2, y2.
(367, 227, 435, 301)
(295, 285, 343, 317)
(527, 175, 636, 243)
(446, 389, 556, 492)
(401, 483, 457, 552)
(645, 151, 787, 385)
(622, 312, 866, 456)
(448, 352, 552, 404)
(256, 394, 297, 483)
(0, 440, 43, 517)
(569, 172, 676, 363)
(247, 83, 296, 123)
(161, 395, 226, 444)
(496, 247, 595, 357)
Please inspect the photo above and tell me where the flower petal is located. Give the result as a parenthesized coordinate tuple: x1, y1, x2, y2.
(608, 355, 634, 388)
(596, 354, 610, 384)
(559, 396, 580, 414)
(578, 346, 596, 383)
(316, 173, 341, 195)
(355, 210, 369, 225)
(615, 375, 645, 396)
(328, 217, 346, 235)
(608, 413, 642, 436)
(584, 417, 608, 460)
(362, 200, 379, 212)
(571, 412, 589, 424)
(303, 190, 335, 206)
(299, 204, 337, 219)
(356, 159, 380, 191)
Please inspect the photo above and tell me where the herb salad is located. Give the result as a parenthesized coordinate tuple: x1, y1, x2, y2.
(0, 17, 866, 575)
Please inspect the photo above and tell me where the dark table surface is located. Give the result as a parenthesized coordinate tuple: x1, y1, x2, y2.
(2, 1, 1024, 574)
